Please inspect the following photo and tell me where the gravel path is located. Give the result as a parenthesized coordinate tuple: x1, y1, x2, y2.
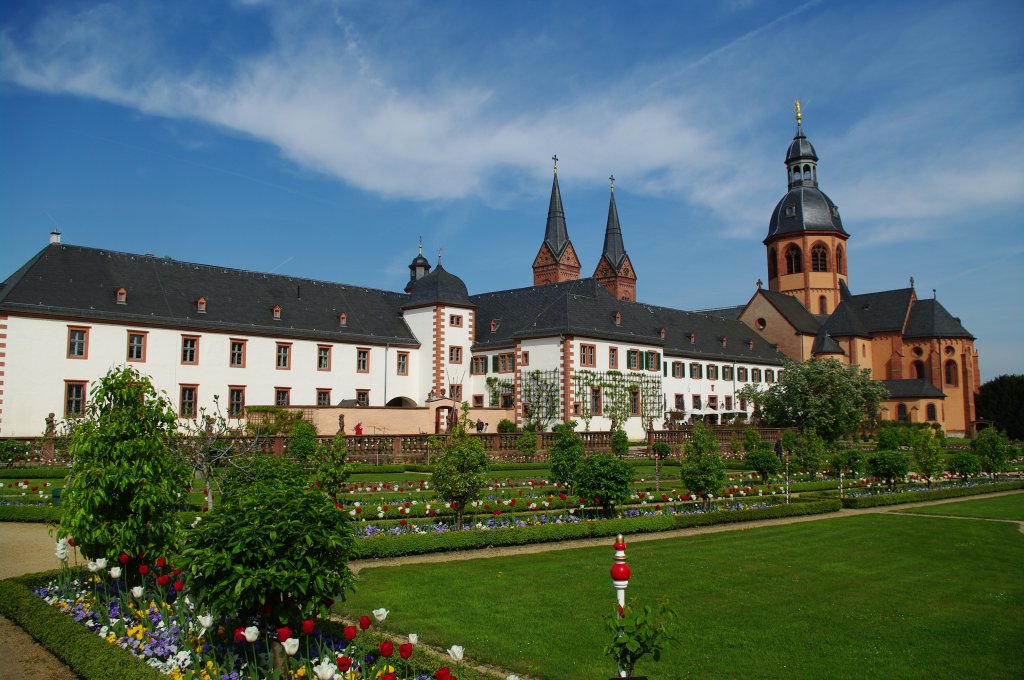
(2, 489, 1020, 677)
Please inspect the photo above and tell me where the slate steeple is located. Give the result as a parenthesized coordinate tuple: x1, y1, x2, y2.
(593, 175, 636, 301)
(532, 156, 581, 286)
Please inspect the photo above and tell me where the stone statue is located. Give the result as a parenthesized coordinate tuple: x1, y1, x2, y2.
(204, 415, 215, 435)
(44, 413, 56, 437)
(338, 414, 346, 435)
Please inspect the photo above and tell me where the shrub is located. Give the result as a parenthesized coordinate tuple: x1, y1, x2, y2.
(313, 433, 354, 500)
(59, 366, 191, 562)
(574, 453, 633, 515)
(496, 419, 518, 434)
(840, 481, 1024, 508)
(0, 440, 29, 466)
(287, 419, 320, 461)
(548, 421, 584, 490)
(181, 482, 355, 628)
(947, 450, 983, 478)
(744, 446, 780, 483)
(604, 601, 675, 677)
(515, 429, 539, 462)
(680, 422, 726, 508)
(868, 449, 911, 487)
(430, 407, 488, 529)
(972, 428, 1012, 473)
(651, 442, 671, 459)
(794, 429, 828, 473)
(610, 429, 630, 458)
(911, 429, 945, 484)
(220, 454, 306, 498)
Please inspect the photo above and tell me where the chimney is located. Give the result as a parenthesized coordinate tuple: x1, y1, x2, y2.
(49, 230, 61, 245)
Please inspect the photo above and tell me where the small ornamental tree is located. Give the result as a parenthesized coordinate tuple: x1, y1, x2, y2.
(430, 406, 488, 530)
(610, 428, 630, 458)
(181, 481, 355, 672)
(948, 450, 983, 478)
(313, 433, 354, 501)
(680, 421, 726, 509)
(651, 442, 671, 492)
(781, 429, 798, 455)
(549, 420, 585, 490)
(221, 454, 307, 498)
(742, 427, 763, 453)
(794, 429, 828, 475)
(515, 428, 539, 462)
(745, 445, 781, 483)
(604, 601, 675, 677)
(868, 449, 911, 487)
(911, 429, 945, 485)
(287, 419, 320, 462)
(496, 419, 518, 434)
(574, 453, 633, 515)
(972, 428, 1012, 474)
(60, 366, 191, 562)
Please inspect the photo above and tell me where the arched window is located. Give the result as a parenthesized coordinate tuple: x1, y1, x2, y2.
(803, 164, 811, 180)
(897, 404, 909, 422)
(926, 403, 937, 421)
(819, 296, 828, 314)
(785, 245, 802, 274)
(912, 360, 926, 380)
(836, 246, 844, 275)
(811, 244, 829, 272)
(945, 360, 958, 386)
(768, 248, 778, 279)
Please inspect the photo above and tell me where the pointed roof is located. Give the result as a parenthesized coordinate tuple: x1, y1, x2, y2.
(904, 298, 974, 339)
(820, 299, 871, 338)
(543, 169, 571, 259)
(811, 330, 845, 355)
(847, 288, 915, 333)
(599, 184, 627, 270)
(757, 289, 821, 334)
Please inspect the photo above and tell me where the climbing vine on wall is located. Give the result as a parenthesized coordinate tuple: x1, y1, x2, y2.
(521, 369, 561, 431)
(485, 376, 515, 408)
(573, 370, 664, 432)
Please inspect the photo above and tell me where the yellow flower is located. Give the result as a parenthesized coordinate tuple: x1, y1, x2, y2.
(105, 633, 117, 644)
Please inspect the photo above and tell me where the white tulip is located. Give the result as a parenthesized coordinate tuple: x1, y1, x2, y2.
(108, 566, 122, 579)
(408, 633, 418, 644)
(198, 614, 214, 629)
(95, 558, 108, 569)
(508, 676, 521, 680)
(282, 637, 300, 656)
(131, 586, 144, 599)
(312, 659, 337, 680)
(87, 560, 100, 573)
(447, 645, 464, 662)
(243, 626, 260, 643)
(372, 608, 389, 622)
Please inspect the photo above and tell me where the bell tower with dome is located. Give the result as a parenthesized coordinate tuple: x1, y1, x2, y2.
(764, 101, 849, 315)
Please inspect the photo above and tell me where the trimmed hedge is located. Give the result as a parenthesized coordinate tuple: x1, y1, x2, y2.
(0, 573, 166, 680)
(0, 505, 60, 522)
(840, 481, 1024, 508)
(351, 499, 841, 559)
(0, 468, 69, 479)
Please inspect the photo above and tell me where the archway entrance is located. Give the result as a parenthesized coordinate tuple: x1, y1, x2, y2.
(434, 406, 454, 434)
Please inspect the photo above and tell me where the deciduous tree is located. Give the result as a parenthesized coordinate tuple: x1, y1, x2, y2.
(975, 374, 1024, 440)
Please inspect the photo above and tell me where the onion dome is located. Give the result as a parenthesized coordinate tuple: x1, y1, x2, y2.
(404, 263, 471, 308)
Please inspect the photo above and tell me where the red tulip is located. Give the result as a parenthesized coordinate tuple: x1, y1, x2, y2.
(156, 557, 167, 568)
(172, 568, 182, 575)
(277, 626, 293, 641)
(234, 627, 246, 642)
(173, 579, 184, 591)
(337, 657, 353, 672)
(67, 538, 75, 546)
(382, 674, 397, 680)
(138, 564, 149, 575)
(118, 552, 130, 564)
(156, 574, 170, 586)
(379, 641, 393, 657)
(301, 619, 315, 635)
(343, 626, 357, 641)
(399, 643, 413, 659)
(359, 615, 371, 630)
(400, 519, 407, 526)
(436, 668, 451, 680)
(31, 486, 38, 491)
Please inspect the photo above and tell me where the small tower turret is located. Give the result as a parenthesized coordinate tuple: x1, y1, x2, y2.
(533, 155, 581, 285)
(593, 175, 636, 301)
(405, 239, 432, 293)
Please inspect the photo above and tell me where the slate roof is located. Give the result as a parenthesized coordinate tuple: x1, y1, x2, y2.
(471, 278, 784, 364)
(880, 379, 946, 399)
(846, 288, 914, 333)
(786, 124, 818, 163)
(599, 190, 627, 270)
(404, 264, 472, 308)
(903, 298, 974, 339)
(542, 171, 572, 260)
(757, 289, 821, 334)
(811, 331, 845, 355)
(766, 186, 846, 240)
(819, 299, 871, 338)
(0, 244, 419, 345)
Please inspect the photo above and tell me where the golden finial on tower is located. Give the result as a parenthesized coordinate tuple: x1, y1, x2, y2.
(795, 99, 802, 125)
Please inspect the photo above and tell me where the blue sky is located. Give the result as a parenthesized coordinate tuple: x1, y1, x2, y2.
(1, 0, 1022, 378)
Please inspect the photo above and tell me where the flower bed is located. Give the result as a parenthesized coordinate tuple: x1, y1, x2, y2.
(840, 481, 1024, 508)
(9, 562, 495, 680)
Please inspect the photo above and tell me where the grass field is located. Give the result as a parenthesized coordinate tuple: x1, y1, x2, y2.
(896, 492, 1024, 520)
(338, 512, 1024, 679)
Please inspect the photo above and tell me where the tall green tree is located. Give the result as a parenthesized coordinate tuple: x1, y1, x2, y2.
(680, 421, 726, 509)
(975, 375, 1024, 440)
(60, 366, 191, 562)
(574, 453, 634, 515)
(430, 406, 488, 530)
(972, 428, 1012, 474)
(794, 429, 828, 474)
(739, 359, 887, 444)
(911, 429, 945, 485)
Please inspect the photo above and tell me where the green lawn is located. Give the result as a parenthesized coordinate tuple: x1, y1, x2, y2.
(896, 491, 1024, 520)
(338, 513, 1024, 679)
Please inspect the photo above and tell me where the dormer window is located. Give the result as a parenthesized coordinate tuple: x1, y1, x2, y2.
(614, 312, 622, 327)
(272, 305, 282, 321)
(784, 206, 796, 218)
(115, 288, 127, 305)
(339, 312, 348, 327)
(689, 332, 696, 345)
(721, 336, 727, 348)
(196, 297, 207, 314)
(747, 339, 755, 349)
(490, 319, 499, 332)
(659, 327, 666, 339)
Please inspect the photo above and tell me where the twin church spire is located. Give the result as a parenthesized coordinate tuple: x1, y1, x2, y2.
(532, 159, 636, 301)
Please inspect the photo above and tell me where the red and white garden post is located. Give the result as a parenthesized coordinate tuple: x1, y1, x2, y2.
(611, 533, 631, 678)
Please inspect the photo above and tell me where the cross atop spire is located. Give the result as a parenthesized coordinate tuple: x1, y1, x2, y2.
(609, 174, 615, 191)
(552, 154, 558, 173)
